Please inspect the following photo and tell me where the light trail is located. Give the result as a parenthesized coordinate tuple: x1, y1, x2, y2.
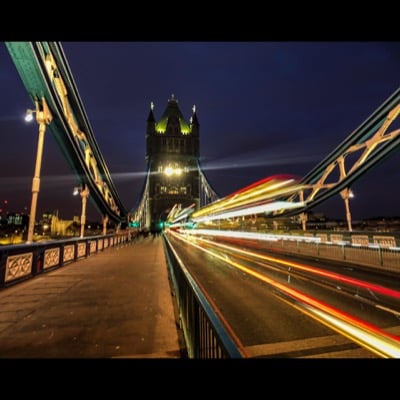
(199, 151, 321, 172)
(192, 201, 305, 222)
(181, 229, 400, 301)
(192, 175, 302, 220)
(167, 175, 307, 228)
(168, 229, 400, 358)
(181, 228, 322, 243)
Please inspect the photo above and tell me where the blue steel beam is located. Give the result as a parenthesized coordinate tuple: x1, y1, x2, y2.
(275, 88, 400, 218)
(301, 88, 400, 186)
(6, 42, 127, 224)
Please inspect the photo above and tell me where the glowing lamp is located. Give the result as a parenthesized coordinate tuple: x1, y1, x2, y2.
(25, 109, 35, 122)
(164, 167, 174, 176)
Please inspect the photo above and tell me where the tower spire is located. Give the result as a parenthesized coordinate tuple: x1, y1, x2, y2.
(191, 103, 199, 127)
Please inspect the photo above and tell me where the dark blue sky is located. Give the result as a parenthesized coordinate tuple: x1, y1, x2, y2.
(1, 41, 400, 222)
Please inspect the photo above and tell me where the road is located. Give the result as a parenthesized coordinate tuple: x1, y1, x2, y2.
(165, 230, 400, 358)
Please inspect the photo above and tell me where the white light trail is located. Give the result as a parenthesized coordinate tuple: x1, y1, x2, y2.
(192, 200, 306, 222)
(181, 228, 322, 243)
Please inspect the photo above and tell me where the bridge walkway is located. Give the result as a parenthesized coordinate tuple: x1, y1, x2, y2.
(0, 235, 185, 359)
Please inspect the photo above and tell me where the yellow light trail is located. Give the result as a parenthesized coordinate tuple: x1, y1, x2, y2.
(168, 230, 400, 358)
(184, 230, 400, 301)
(192, 175, 303, 219)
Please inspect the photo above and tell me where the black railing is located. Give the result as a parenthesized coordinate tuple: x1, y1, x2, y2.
(162, 233, 245, 359)
(0, 231, 136, 288)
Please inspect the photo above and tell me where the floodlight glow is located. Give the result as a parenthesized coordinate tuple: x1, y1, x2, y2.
(25, 109, 34, 122)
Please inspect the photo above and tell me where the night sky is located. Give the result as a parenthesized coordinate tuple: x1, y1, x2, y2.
(1, 41, 400, 222)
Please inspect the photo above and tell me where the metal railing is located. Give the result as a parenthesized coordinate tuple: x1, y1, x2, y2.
(259, 234, 400, 275)
(0, 231, 136, 288)
(181, 228, 400, 276)
(162, 233, 245, 358)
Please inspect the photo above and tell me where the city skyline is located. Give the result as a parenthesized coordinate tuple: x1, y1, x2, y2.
(1, 42, 400, 222)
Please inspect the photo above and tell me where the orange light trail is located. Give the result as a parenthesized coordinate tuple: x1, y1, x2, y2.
(168, 230, 400, 357)
(192, 174, 303, 220)
(189, 232, 400, 301)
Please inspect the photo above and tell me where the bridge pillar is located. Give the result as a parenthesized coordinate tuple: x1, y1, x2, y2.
(79, 185, 90, 238)
(300, 212, 308, 231)
(103, 215, 109, 235)
(26, 99, 53, 244)
(340, 188, 353, 232)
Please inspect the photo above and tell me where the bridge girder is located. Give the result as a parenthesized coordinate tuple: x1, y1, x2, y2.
(6, 41, 127, 225)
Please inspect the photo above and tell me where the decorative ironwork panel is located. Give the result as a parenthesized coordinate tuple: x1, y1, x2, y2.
(373, 235, 396, 248)
(330, 234, 343, 243)
(5, 252, 33, 282)
(90, 241, 96, 253)
(63, 245, 75, 262)
(351, 235, 369, 247)
(44, 248, 60, 269)
(77, 242, 86, 258)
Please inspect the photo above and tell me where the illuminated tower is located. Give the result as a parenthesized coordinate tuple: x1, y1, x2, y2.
(146, 94, 200, 229)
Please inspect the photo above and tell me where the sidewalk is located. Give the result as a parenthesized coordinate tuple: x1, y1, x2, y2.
(0, 235, 185, 358)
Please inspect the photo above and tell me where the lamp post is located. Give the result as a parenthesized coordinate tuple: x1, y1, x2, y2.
(25, 99, 53, 244)
(103, 214, 108, 236)
(73, 184, 90, 238)
(340, 187, 354, 232)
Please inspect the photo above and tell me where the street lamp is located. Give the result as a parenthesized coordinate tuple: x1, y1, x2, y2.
(103, 214, 108, 236)
(73, 184, 90, 238)
(25, 109, 35, 122)
(340, 187, 354, 232)
(25, 99, 53, 244)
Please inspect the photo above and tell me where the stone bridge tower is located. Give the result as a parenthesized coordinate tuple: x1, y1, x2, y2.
(146, 94, 200, 230)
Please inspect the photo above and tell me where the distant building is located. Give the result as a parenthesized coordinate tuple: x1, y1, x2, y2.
(50, 214, 76, 236)
(145, 95, 200, 230)
(6, 212, 27, 226)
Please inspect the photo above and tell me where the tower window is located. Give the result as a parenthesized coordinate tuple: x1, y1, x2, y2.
(168, 186, 179, 195)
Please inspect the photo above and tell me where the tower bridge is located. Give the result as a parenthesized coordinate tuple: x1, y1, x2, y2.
(144, 95, 200, 231)
(8, 41, 400, 237)
(3, 42, 400, 359)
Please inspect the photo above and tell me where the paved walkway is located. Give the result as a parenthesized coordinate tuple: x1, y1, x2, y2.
(0, 235, 185, 359)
